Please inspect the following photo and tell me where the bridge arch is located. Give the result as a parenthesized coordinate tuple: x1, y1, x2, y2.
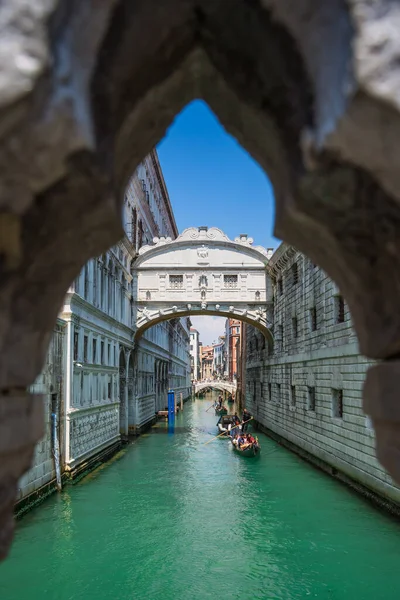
(132, 227, 274, 348)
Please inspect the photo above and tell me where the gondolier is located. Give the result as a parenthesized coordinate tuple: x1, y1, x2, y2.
(242, 408, 252, 432)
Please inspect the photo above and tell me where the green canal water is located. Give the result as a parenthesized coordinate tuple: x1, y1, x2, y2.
(1, 394, 400, 600)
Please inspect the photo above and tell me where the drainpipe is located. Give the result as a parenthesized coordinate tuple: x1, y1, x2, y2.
(51, 397, 62, 492)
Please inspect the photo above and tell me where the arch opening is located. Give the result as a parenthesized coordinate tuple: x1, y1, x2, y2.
(3, 0, 400, 562)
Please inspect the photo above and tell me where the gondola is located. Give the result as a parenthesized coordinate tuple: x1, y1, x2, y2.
(231, 438, 261, 457)
(215, 405, 228, 416)
(216, 414, 240, 436)
(227, 395, 234, 404)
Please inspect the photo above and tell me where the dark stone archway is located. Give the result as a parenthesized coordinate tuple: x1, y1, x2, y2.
(1, 0, 400, 559)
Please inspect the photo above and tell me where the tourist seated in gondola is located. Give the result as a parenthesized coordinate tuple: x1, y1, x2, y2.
(232, 433, 244, 447)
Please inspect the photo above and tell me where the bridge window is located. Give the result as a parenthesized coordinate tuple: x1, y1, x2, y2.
(169, 275, 183, 289)
(224, 274, 238, 288)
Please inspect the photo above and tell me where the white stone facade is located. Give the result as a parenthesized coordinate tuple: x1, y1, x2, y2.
(190, 328, 200, 381)
(244, 244, 400, 505)
(21, 150, 191, 490)
(59, 150, 191, 468)
(133, 227, 273, 340)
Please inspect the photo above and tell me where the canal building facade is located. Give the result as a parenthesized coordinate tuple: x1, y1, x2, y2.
(201, 345, 214, 379)
(19, 150, 191, 501)
(243, 243, 400, 507)
(190, 327, 201, 381)
(17, 319, 66, 510)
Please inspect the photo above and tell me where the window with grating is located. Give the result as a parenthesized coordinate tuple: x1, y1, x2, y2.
(291, 262, 299, 285)
(332, 388, 343, 418)
(277, 383, 281, 403)
(170, 275, 183, 289)
(292, 317, 298, 339)
(309, 307, 317, 331)
(224, 274, 238, 288)
(335, 295, 345, 324)
(308, 386, 316, 411)
(291, 385, 296, 406)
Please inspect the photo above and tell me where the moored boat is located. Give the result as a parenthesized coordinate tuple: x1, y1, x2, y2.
(231, 437, 261, 457)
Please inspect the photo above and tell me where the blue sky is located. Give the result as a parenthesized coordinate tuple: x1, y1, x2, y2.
(157, 100, 279, 249)
(157, 100, 279, 345)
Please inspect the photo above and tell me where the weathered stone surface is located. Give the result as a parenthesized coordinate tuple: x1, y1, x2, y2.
(364, 362, 400, 484)
(0, 392, 43, 560)
(1, 0, 400, 559)
(245, 246, 400, 505)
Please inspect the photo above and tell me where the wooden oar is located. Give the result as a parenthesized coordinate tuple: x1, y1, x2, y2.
(205, 403, 216, 412)
(203, 417, 253, 446)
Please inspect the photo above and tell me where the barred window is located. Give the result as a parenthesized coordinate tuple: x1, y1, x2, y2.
(276, 383, 281, 403)
(335, 295, 345, 324)
(309, 307, 317, 331)
(224, 275, 238, 288)
(292, 317, 298, 339)
(308, 386, 316, 411)
(291, 385, 296, 406)
(332, 388, 343, 419)
(291, 262, 299, 285)
(170, 275, 183, 289)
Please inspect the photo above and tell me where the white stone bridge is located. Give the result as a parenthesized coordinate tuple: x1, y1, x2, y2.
(194, 380, 237, 395)
(132, 227, 274, 346)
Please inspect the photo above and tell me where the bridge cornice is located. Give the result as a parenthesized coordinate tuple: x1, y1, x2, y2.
(135, 226, 271, 267)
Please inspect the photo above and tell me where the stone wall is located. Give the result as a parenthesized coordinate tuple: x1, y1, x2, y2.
(17, 320, 65, 507)
(244, 245, 400, 506)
